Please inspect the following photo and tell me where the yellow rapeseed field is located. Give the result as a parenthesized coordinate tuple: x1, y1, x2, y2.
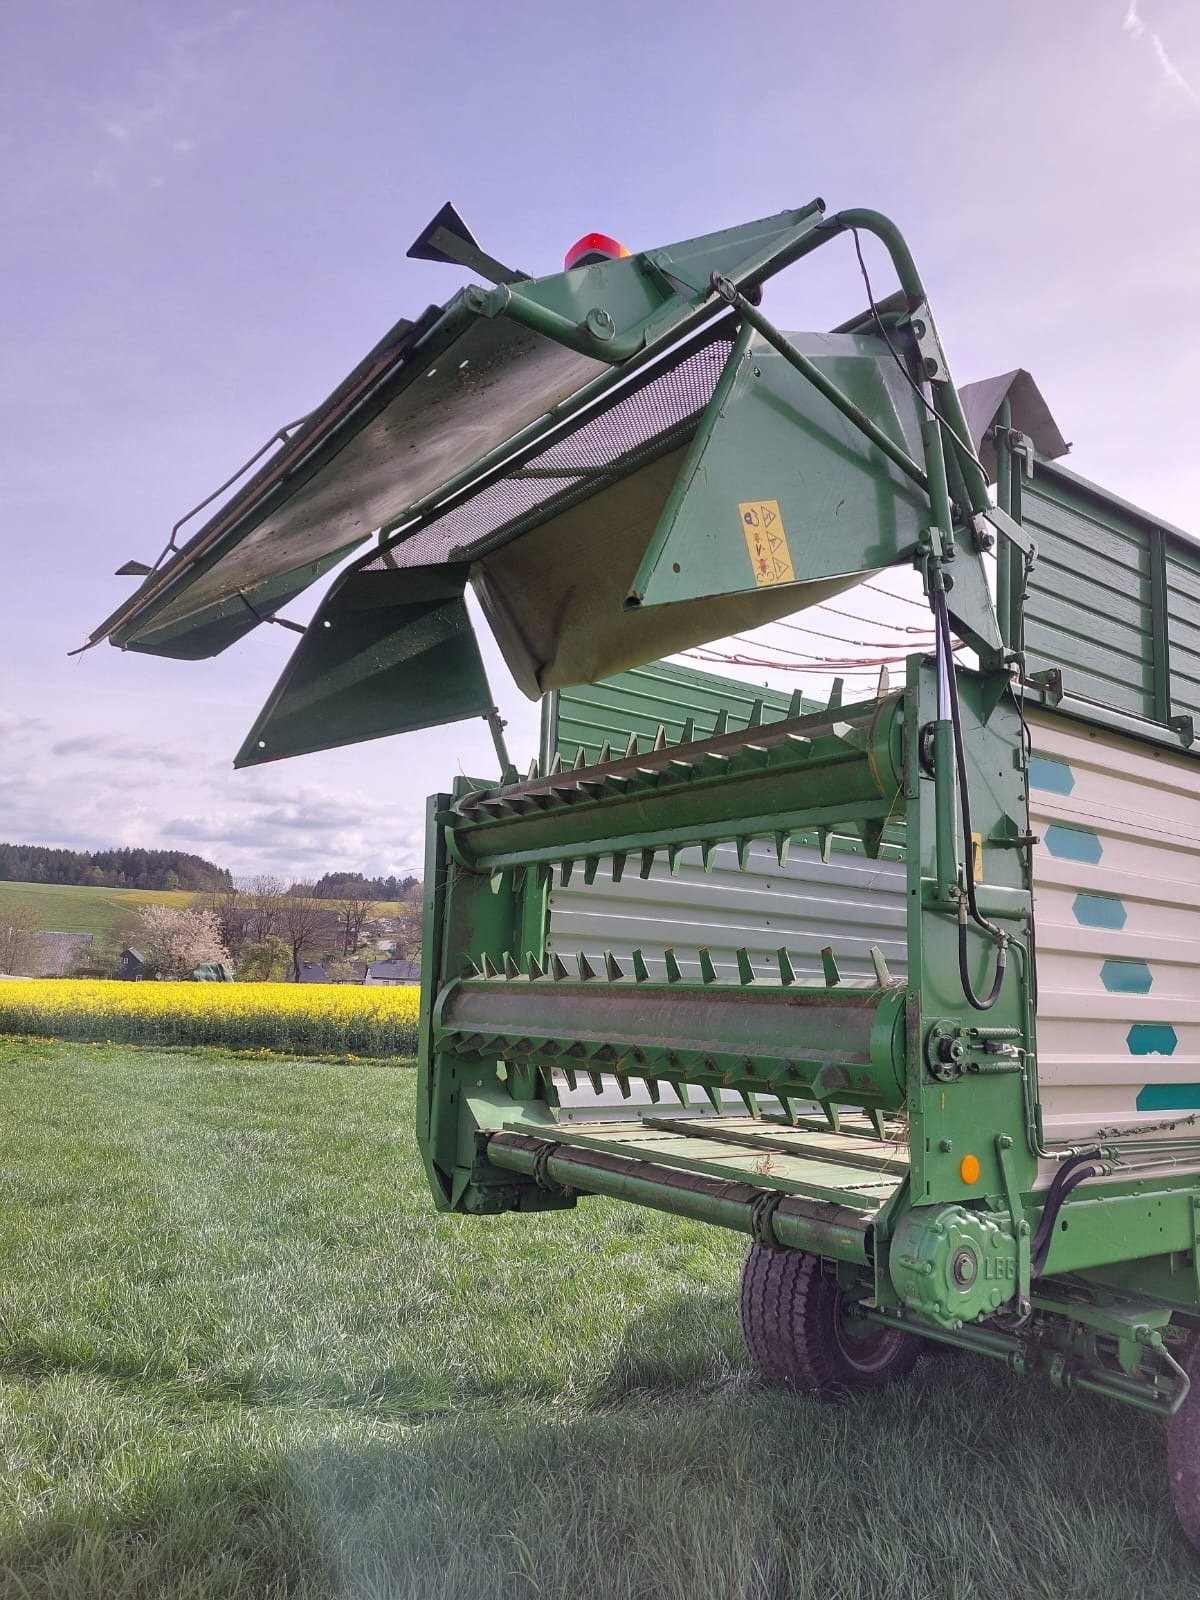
(0, 978, 419, 1058)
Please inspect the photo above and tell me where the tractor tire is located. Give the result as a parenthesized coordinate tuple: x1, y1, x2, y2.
(1166, 1333, 1200, 1550)
(738, 1243, 920, 1396)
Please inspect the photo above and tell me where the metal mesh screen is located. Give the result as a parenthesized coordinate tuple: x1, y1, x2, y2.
(369, 325, 735, 573)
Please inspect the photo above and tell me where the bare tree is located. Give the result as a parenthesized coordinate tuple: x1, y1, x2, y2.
(197, 883, 255, 957)
(244, 875, 286, 943)
(0, 899, 44, 975)
(335, 893, 374, 954)
(393, 885, 424, 963)
(278, 886, 325, 979)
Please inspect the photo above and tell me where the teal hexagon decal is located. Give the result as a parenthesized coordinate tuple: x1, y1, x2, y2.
(1028, 756, 1075, 795)
(1073, 894, 1126, 929)
(1101, 960, 1153, 994)
(1044, 825, 1102, 864)
(1127, 1024, 1178, 1056)
(1137, 1083, 1200, 1111)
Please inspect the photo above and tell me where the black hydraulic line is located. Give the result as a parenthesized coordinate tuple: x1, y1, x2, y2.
(1030, 1150, 1104, 1275)
(932, 587, 1007, 1010)
(1013, 682, 1040, 1014)
(845, 225, 986, 490)
(957, 909, 1004, 1011)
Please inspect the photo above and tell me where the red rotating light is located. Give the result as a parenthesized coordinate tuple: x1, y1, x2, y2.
(563, 231, 630, 270)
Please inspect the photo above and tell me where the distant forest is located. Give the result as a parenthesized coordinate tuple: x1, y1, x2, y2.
(0, 844, 232, 892)
(310, 871, 419, 900)
(0, 847, 419, 899)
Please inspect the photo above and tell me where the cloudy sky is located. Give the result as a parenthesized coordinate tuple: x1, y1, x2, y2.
(2, 0, 1198, 881)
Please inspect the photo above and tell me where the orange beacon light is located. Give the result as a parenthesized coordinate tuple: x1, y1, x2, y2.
(563, 232, 631, 270)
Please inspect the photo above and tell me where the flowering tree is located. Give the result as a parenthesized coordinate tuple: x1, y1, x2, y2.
(137, 905, 229, 980)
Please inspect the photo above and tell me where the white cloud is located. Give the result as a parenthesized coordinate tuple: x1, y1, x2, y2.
(0, 708, 423, 882)
(91, 7, 249, 173)
(158, 779, 425, 878)
(1150, 32, 1200, 102)
(1122, 0, 1200, 107)
(0, 710, 46, 739)
(49, 732, 190, 768)
(49, 734, 107, 757)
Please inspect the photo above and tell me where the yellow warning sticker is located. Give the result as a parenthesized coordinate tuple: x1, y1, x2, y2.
(739, 500, 795, 587)
(971, 832, 985, 882)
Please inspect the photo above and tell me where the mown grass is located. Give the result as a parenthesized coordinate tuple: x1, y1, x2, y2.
(0, 882, 201, 940)
(0, 881, 407, 942)
(0, 979, 419, 1058)
(0, 1038, 1196, 1599)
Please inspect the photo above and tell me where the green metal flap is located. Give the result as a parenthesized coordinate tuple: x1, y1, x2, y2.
(628, 328, 929, 612)
(234, 562, 491, 768)
(121, 545, 358, 660)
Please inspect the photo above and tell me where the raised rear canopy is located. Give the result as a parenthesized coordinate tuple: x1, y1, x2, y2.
(87, 202, 1001, 767)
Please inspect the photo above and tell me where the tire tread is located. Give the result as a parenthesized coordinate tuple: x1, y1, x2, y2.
(738, 1244, 919, 1396)
(1167, 1334, 1200, 1550)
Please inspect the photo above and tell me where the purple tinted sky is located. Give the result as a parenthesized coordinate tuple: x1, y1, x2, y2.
(2, 0, 1198, 879)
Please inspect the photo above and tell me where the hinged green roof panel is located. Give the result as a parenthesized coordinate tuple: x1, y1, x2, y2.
(87, 204, 829, 664)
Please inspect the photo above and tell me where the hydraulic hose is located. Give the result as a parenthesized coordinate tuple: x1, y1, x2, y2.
(932, 586, 1008, 1010)
(1030, 1149, 1104, 1275)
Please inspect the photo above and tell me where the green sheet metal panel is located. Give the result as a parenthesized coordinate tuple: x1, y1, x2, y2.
(628, 329, 932, 611)
(234, 563, 493, 767)
(1167, 542, 1200, 722)
(1022, 471, 1156, 719)
(547, 659, 818, 767)
(1023, 458, 1200, 741)
(89, 205, 829, 664)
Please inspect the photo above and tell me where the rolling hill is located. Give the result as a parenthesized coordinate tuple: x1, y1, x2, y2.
(0, 881, 200, 941)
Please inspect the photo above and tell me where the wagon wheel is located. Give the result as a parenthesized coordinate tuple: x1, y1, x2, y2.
(1166, 1332, 1200, 1550)
(738, 1243, 920, 1395)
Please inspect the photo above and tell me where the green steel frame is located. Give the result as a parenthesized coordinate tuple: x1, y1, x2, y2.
(411, 207, 1200, 1420)
(87, 197, 1200, 1425)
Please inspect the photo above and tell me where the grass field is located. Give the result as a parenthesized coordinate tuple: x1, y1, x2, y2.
(0, 881, 199, 940)
(0, 881, 408, 942)
(0, 1040, 1196, 1599)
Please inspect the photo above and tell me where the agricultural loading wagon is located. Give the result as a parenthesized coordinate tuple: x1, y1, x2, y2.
(88, 202, 1200, 1542)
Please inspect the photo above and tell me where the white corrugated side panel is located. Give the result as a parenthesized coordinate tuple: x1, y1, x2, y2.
(546, 717, 1200, 1140)
(548, 839, 906, 985)
(1026, 710, 1200, 1140)
(546, 839, 904, 1117)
